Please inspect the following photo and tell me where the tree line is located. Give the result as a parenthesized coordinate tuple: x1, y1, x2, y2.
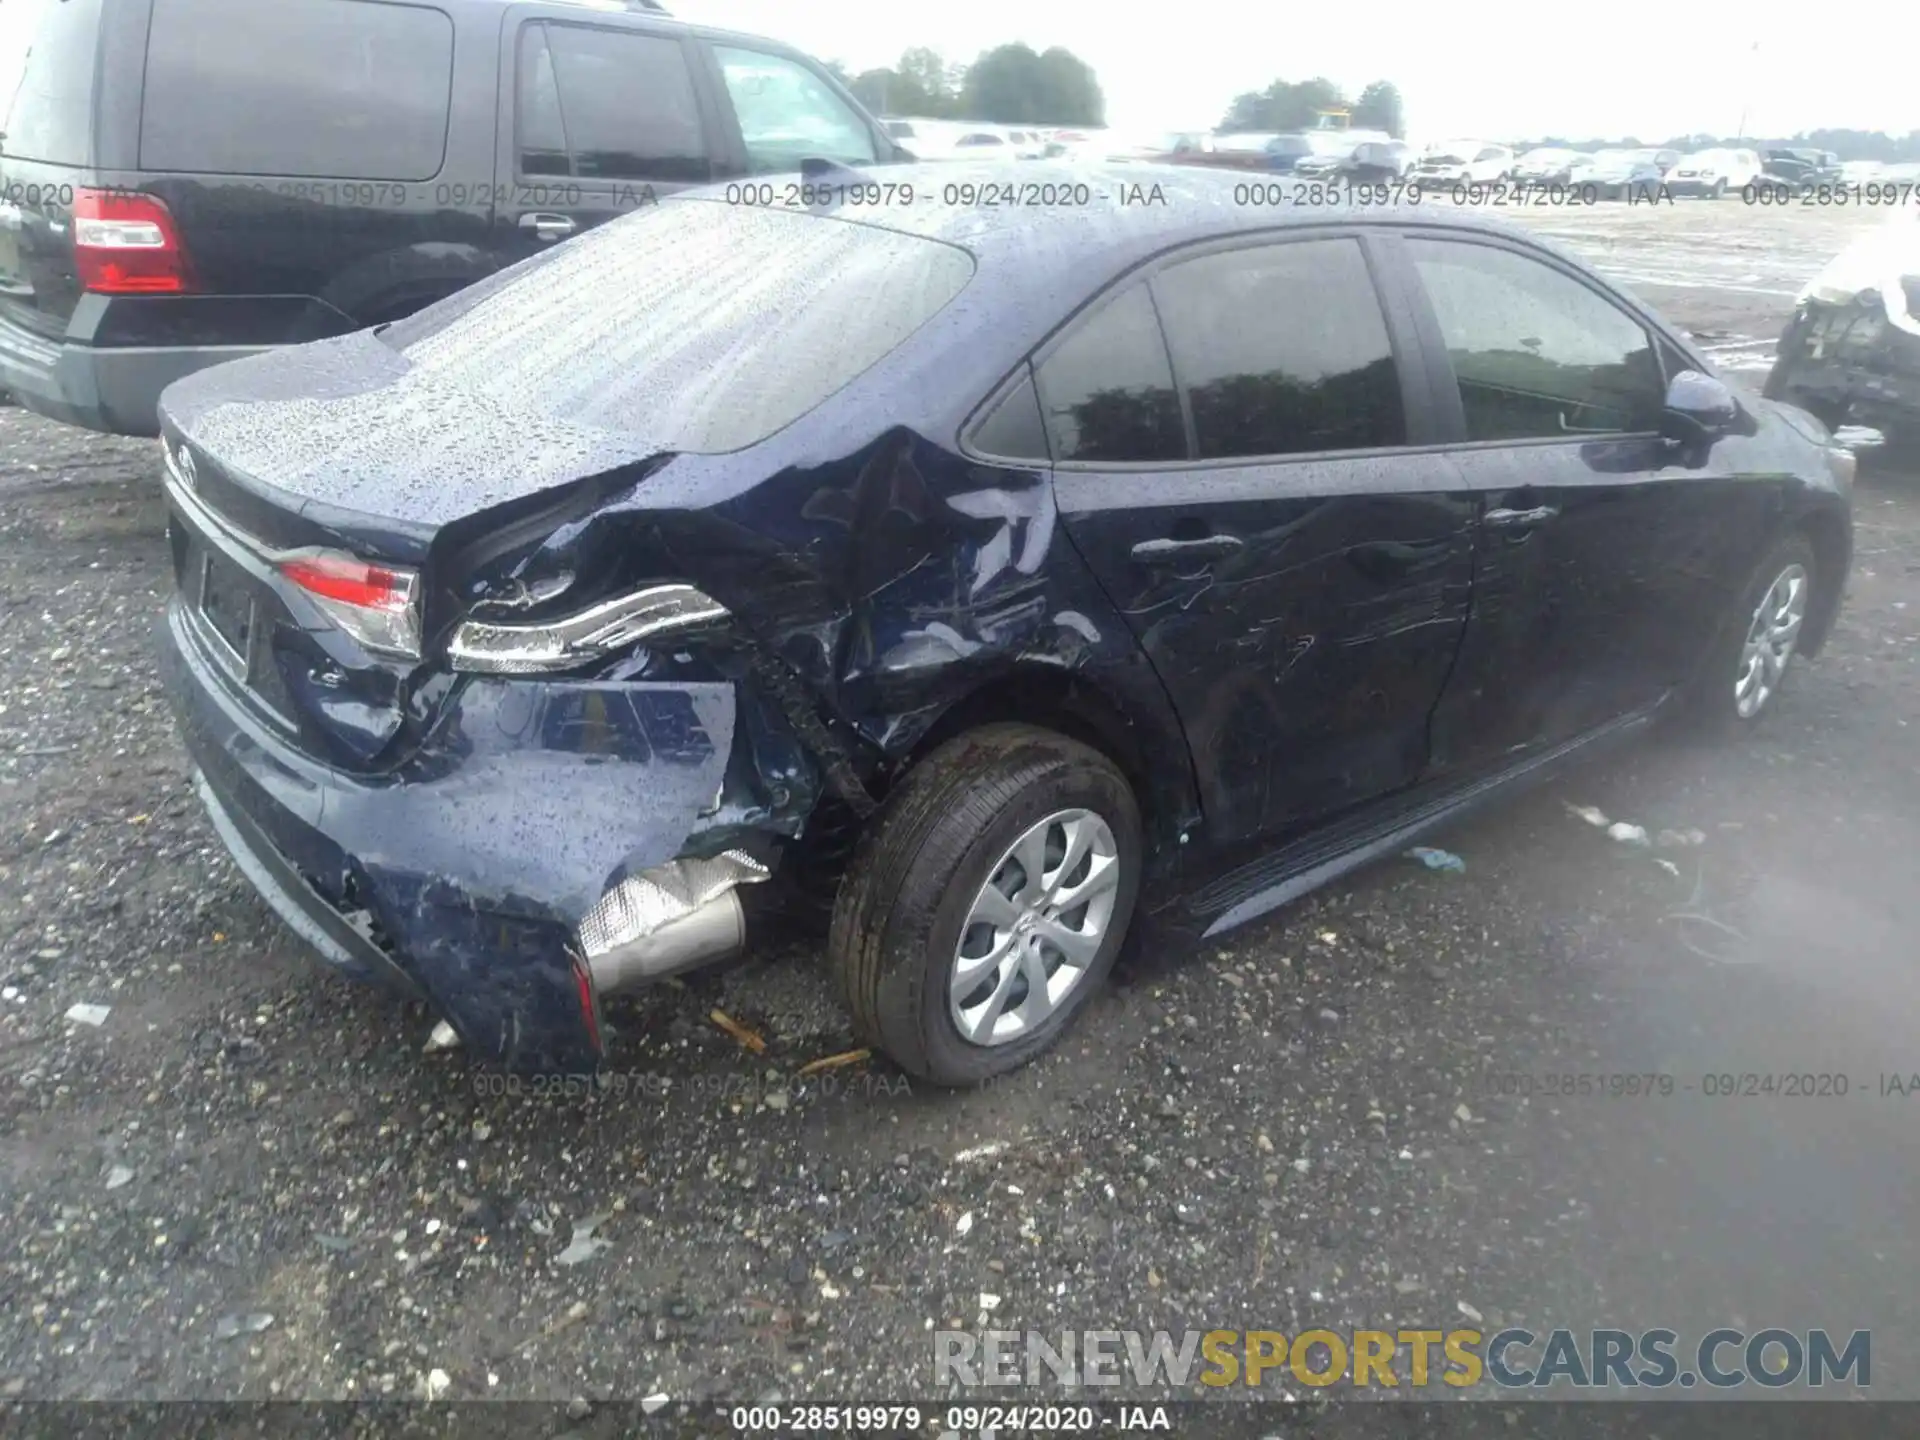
(823, 52, 1916, 165)
(1217, 80, 1405, 138)
(825, 46, 1104, 127)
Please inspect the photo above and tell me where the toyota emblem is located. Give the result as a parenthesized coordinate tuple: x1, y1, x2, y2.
(174, 443, 197, 492)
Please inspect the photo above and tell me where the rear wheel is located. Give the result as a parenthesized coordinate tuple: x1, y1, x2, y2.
(1683, 536, 1817, 730)
(829, 724, 1142, 1086)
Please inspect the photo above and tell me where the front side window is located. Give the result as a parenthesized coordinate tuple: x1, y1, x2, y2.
(713, 46, 876, 174)
(1034, 286, 1185, 463)
(531, 24, 709, 182)
(1407, 238, 1663, 441)
(1151, 238, 1406, 459)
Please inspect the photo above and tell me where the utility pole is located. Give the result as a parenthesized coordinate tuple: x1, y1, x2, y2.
(1735, 40, 1760, 140)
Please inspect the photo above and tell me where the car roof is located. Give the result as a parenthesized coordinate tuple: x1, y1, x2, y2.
(457, 0, 818, 53)
(667, 161, 1543, 297)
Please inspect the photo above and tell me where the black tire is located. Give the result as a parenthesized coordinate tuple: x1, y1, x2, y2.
(829, 724, 1142, 1086)
(1681, 535, 1818, 732)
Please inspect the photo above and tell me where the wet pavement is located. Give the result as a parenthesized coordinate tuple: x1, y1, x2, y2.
(0, 197, 1916, 1414)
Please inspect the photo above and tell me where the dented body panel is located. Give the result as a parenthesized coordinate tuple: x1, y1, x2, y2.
(154, 165, 1856, 1072)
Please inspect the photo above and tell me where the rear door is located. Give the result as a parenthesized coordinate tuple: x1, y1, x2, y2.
(1048, 231, 1477, 844)
(491, 10, 721, 266)
(1398, 231, 1784, 776)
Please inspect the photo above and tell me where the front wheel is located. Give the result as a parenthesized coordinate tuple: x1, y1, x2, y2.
(1684, 536, 1817, 730)
(829, 724, 1142, 1086)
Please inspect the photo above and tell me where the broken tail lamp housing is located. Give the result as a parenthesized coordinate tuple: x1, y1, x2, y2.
(447, 584, 728, 674)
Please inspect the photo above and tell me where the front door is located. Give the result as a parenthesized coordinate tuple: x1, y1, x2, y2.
(1047, 233, 1476, 844)
(1397, 233, 1785, 774)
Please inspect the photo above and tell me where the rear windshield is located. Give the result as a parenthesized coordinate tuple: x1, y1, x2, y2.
(139, 0, 453, 180)
(379, 201, 976, 452)
(0, 0, 104, 167)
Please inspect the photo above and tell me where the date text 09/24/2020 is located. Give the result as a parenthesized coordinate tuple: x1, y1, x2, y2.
(1479, 1072, 1920, 1097)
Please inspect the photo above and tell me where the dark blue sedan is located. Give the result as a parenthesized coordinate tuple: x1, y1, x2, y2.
(157, 163, 1855, 1084)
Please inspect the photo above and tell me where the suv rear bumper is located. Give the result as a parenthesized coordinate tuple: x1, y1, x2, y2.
(0, 314, 266, 436)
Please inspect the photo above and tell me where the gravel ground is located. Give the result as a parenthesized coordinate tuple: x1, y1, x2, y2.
(2, 199, 1917, 1417)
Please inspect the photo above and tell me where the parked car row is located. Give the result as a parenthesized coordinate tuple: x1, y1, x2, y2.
(1153, 132, 1902, 203)
(881, 118, 1051, 160)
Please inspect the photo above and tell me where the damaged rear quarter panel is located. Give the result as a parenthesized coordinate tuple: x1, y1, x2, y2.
(531, 429, 1205, 864)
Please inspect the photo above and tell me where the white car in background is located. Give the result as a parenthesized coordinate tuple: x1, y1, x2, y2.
(1410, 141, 1514, 184)
(1666, 147, 1765, 197)
(885, 120, 1047, 162)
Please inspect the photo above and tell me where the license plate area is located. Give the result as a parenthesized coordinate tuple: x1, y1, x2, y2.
(198, 549, 255, 678)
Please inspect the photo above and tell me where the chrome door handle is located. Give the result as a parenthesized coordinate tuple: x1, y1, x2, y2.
(1484, 505, 1559, 528)
(518, 213, 577, 243)
(1131, 535, 1246, 564)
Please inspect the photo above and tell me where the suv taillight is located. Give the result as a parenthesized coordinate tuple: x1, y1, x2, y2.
(72, 188, 195, 294)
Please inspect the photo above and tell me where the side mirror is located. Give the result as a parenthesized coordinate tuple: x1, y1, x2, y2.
(1661, 368, 1740, 447)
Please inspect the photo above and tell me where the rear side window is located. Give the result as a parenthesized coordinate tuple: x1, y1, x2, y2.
(1408, 237, 1663, 441)
(380, 202, 973, 452)
(712, 46, 876, 175)
(529, 23, 709, 182)
(968, 369, 1049, 462)
(139, 0, 452, 180)
(1151, 238, 1406, 459)
(0, 0, 105, 167)
(1034, 286, 1185, 464)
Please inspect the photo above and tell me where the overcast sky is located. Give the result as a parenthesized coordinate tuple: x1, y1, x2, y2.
(672, 0, 1917, 143)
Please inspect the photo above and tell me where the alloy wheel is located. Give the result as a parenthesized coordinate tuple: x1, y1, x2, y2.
(1735, 562, 1809, 718)
(950, 808, 1120, 1047)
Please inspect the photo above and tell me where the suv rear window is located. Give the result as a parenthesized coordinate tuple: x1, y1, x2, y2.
(0, 0, 105, 167)
(379, 201, 974, 452)
(139, 0, 453, 180)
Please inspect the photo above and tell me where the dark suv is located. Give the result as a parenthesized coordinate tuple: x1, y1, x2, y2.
(0, 0, 903, 435)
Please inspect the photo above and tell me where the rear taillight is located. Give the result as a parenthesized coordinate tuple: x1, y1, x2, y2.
(277, 551, 421, 659)
(72, 188, 194, 294)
